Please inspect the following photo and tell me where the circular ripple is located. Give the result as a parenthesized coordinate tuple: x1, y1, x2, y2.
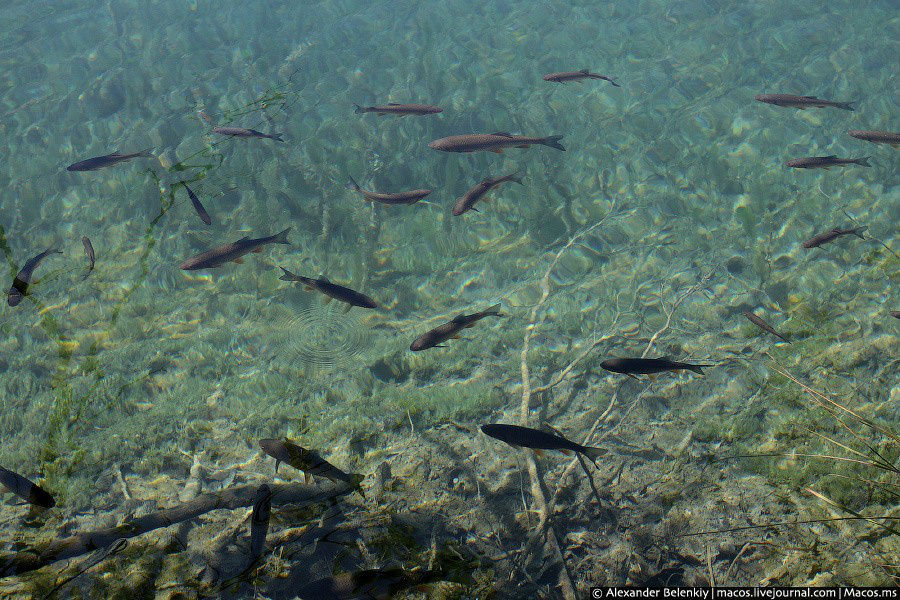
(280, 304, 372, 369)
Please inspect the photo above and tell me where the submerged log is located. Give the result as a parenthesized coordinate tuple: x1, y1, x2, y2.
(0, 481, 352, 578)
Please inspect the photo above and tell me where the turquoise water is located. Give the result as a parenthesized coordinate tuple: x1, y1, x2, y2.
(0, 0, 897, 597)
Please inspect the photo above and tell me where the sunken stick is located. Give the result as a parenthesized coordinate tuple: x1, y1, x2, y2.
(0, 481, 353, 577)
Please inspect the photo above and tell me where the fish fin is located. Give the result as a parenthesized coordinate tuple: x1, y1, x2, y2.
(278, 267, 297, 281)
(606, 77, 621, 87)
(580, 68, 590, 74)
(464, 323, 477, 328)
(647, 373, 657, 381)
(323, 296, 332, 304)
(855, 156, 871, 167)
(343, 303, 352, 313)
(274, 460, 280, 473)
(491, 149, 503, 153)
(434, 344, 447, 348)
(541, 135, 565, 151)
(353, 103, 366, 114)
(516, 144, 531, 148)
(135, 148, 154, 158)
(560, 449, 572, 456)
(233, 258, 244, 264)
(347, 176, 361, 192)
(451, 334, 461, 339)
(270, 133, 285, 142)
(533, 449, 545, 458)
(272, 227, 292, 244)
(491, 131, 513, 137)
(484, 303, 503, 316)
(627, 373, 640, 381)
(471, 207, 481, 212)
(852, 225, 868, 239)
(687, 364, 713, 375)
(252, 246, 264, 253)
(581, 446, 607, 466)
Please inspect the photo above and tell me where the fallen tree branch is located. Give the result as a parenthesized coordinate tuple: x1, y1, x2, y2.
(0, 481, 352, 578)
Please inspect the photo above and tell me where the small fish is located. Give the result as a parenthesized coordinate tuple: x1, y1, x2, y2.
(600, 357, 712, 377)
(543, 69, 619, 86)
(890, 310, 900, 319)
(81, 236, 95, 280)
(754, 94, 854, 111)
(481, 423, 606, 464)
(743, 311, 789, 343)
(212, 126, 284, 141)
(452, 172, 523, 216)
(259, 438, 364, 493)
(279, 268, 377, 309)
(181, 182, 212, 225)
(179, 228, 291, 270)
(848, 130, 900, 148)
(8, 247, 62, 306)
(249, 484, 271, 560)
(347, 176, 431, 205)
(197, 109, 213, 123)
(0, 466, 55, 508)
(429, 132, 565, 153)
(66, 149, 153, 171)
(410, 303, 503, 351)
(785, 155, 870, 169)
(297, 568, 444, 600)
(802, 226, 867, 249)
(354, 102, 442, 116)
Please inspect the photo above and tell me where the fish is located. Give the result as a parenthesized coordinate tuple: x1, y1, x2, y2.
(754, 94, 854, 111)
(742, 311, 789, 343)
(543, 69, 620, 86)
(81, 236, 95, 280)
(347, 176, 431, 205)
(891, 310, 900, 319)
(249, 484, 271, 560)
(181, 182, 212, 225)
(354, 102, 442, 116)
(428, 132, 565, 153)
(409, 303, 503, 351)
(8, 247, 62, 306)
(600, 357, 713, 377)
(297, 568, 445, 600)
(785, 156, 870, 169)
(480, 423, 606, 464)
(66, 149, 153, 171)
(211, 126, 284, 141)
(179, 228, 291, 270)
(452, 172, 523, 216)
(802, 226, 867, 249)
(258, 438, 364, 493)
(0, 466, 55, 508)
(848, 130, 900, 148)
(278, 268, 378, 309)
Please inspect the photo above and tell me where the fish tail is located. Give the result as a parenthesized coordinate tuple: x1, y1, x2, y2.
(687, 364, 714, 375)
(347, 176, 362, 191)
(855, 156, 871, 167)
(278, 267, 297, 281)
(484, 303, 504, 317)
(270, 133, 285, 142)
(607, 77, 621, 87)
(353, 103, 366, 114)
(272, 227, 292, 245)
(835, 101, 854, 111)
(541, 135, 565, 151)
(852, 225, 868, 239)
(135, 147, 154, 158)
(509, 172, 524, 185)
(580, 445, 607, 466)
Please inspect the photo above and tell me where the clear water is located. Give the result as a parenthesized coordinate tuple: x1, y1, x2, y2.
(0, 0, 897, 597)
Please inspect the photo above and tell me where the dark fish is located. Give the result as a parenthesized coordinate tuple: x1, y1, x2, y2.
(279, 268, 378, 309)
(66, 149, 153, 171)
(212, 126, 284, 142)
(848, 130, 900, 147)
(81, 236, 95, 280)
(297, 568, 444, 600)
(354, 102, 442, 116)
(600, 357, 712, 377)
(259, 438, 364, 492)
(481, 423, 606, 464)
(754, 94, 854, 111)
(347, 176, 431, 205)
(249, 484, 271, 560)
(0, 466, 55, 508)
(452, 172, 523, 216)
(8, 247, 62, 307)
(409, 303, 503, 351)
(802, 226, 867, 249)
(179, 228, 291, 270)
(543, 69, 619, 86)
(786, 155, 870, 169)
(743, 311, 789, 343)
(181, 182, 211, 225)
(890, 311, 900, 319)
(429, 132, 565, 153)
